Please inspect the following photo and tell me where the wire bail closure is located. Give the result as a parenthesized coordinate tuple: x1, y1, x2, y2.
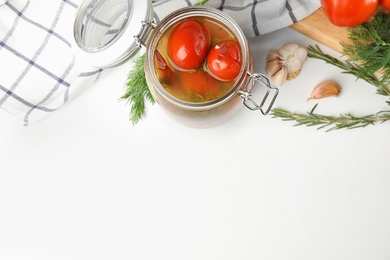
(134, 20, 157, 48)
(239, 72, 279, 115)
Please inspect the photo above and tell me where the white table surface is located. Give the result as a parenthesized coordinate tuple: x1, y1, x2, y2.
(1, 27, 390, 260)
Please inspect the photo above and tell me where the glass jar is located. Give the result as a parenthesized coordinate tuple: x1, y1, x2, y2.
(72, 0, 279, 128)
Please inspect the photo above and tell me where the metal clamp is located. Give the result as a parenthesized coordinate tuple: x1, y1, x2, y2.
(134, 20, 157, 48)
(238, 72, 279, 115)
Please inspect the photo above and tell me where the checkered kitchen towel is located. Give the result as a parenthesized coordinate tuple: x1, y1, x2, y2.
(0, 0, 320, 125)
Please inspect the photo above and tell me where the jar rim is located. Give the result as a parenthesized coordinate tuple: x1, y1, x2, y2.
(145, 6, 251, 111)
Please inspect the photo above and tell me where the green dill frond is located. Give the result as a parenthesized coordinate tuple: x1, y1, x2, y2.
(120, 54, 155, 125)
(342, 13, 390, 86)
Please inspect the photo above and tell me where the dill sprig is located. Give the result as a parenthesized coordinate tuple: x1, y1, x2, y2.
(120, 54, 155, 125)
(271, 104, 390, 132)
(342, 13, 390, 86)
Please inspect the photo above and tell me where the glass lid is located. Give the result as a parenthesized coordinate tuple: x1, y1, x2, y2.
(72, 0, 152, 68)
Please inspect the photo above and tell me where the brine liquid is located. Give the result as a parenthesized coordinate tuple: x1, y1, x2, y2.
(154, 17, 240, 103)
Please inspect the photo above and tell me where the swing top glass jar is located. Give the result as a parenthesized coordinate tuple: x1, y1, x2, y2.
(72, 0, 279, 128)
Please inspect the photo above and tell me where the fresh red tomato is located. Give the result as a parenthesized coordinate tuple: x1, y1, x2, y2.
(380, 0, 390, 10)
(321, 0, 378, 26)
(168, 19, 210, 70)
(206, 40, 241, 81)
(179, 69, 220, 97)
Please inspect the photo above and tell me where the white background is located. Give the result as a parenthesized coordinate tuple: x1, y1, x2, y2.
(1, 27, 390, 260)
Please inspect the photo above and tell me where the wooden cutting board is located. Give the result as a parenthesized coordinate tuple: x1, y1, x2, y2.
(290, 7, 390, 54)
(289, 7, 351, 54)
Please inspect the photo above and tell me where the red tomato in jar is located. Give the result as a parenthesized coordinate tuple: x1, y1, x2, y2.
(180, 69, 220, 97)
(320, 0, 378, 26)
(206, 40, 242, 81)
(168, 19, 211, 70)
(380, 0, 390, 10)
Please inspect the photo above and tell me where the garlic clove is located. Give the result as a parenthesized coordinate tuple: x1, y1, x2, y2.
(271, 66, 288, 86)
(285, 57, 302, 74)
(265, 58, 282, 77)
(265, 50, 286, 85)
(295, 46, 308, 63)
(285, 46, 308, 73)
(266, 50, 281, 62)
(278, 43, 300, 60)
(308, 81, 341, 100)
(279, 43, 306, 61)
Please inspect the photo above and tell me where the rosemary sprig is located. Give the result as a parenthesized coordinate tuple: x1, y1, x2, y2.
(271, 44, 390, 131)
(307, 44, 390, 97)
(271, 104, 390, 132)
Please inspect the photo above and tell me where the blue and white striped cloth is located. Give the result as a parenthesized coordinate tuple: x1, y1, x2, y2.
(0, 0, 320, 125)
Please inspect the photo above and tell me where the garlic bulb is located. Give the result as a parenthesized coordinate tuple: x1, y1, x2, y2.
(265, 43, 308, 86)
(308, 81, 341, 100)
